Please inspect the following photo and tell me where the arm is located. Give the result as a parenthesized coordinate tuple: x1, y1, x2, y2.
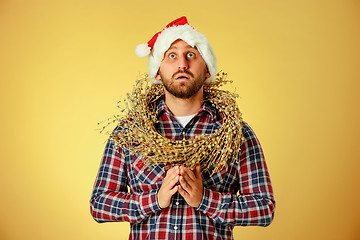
(197, 122, 275, 227)
(90, 129, 162, 223)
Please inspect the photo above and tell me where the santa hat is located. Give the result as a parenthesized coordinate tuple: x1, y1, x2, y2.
(135, 16, 217, 84)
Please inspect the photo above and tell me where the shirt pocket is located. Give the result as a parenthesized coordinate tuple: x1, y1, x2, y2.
(132, 155, 166, 188)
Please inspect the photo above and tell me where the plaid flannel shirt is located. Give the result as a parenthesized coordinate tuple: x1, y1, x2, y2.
(90, 99, 275, 240)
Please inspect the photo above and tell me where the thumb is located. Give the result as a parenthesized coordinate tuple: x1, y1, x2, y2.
(195, 164, 201, 178)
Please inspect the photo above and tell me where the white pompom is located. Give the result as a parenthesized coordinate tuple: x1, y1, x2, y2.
(135, 43, 150, 58)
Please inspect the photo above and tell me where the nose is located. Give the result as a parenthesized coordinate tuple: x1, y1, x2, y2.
(177, 55, 189, 70)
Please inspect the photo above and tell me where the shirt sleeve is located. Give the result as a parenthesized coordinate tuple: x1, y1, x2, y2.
(90, 127, 162, 223)
(197, 122, 275, 227)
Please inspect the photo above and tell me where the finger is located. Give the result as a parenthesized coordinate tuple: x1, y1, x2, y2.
(163, 166, 180, 183)
(180, 171, 193, 187)
(180, 166, 196, 181)
(163, 174, 180, 190)
(169, 185, 179, 195)
(165, 169, 180, 180)
(178, 184, 188, 198)
(179, 175, 192, 192)
(194, 165, 202, 179)
(166, 165, 180, 176)
(169, 174, 180, 187)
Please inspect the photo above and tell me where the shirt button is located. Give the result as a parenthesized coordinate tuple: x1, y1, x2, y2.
(176, 201, 179, 205)
(174, 226, 178, 230)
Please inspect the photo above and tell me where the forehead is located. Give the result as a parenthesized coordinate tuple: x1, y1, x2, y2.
(166, 39, 198, 51)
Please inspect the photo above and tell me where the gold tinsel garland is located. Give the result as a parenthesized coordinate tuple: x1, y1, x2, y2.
(99, 72, 244, 174)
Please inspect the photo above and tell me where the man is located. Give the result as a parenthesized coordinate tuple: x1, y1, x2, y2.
(90, 16, 275, 239)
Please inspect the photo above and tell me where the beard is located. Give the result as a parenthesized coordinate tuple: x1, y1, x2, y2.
(160, 69, 207, 99)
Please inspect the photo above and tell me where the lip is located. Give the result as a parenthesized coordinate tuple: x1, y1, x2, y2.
(174, 74, 190, 80)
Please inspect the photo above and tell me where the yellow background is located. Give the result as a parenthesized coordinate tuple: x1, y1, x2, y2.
(1, 0, 359, 239)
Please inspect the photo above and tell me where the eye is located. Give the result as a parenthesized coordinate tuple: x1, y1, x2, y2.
(187, 52, 195, 58)
(168, 53, 176, 59)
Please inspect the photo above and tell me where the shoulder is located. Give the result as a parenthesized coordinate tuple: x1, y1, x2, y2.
(241, 121, 258, 139)
(241, 121, 263, 149)
(105, 119, 132, 147)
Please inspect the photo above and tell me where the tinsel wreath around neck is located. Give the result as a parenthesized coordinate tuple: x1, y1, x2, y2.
(99, 72, 244, 175)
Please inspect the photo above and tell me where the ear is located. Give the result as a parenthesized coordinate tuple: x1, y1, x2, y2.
(205, 71, 211, 79)
(155, 73, 161, 81)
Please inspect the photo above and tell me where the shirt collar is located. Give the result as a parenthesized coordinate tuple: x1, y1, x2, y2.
(155, 98, 216, 120)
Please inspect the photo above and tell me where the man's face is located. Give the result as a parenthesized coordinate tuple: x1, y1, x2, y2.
(155, 39, 210, 99)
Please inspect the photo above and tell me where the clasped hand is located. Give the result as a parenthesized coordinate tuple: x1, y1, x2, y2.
(157, 165, 203, 209)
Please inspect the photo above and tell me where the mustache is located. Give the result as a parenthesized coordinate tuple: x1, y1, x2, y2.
(172, 70, 194, 79)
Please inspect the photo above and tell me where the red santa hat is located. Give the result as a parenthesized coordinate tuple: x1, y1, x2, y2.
(135, 16, 217, 84)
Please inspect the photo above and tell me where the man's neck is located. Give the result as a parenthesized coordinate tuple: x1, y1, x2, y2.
(164, 89, 204, 117)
